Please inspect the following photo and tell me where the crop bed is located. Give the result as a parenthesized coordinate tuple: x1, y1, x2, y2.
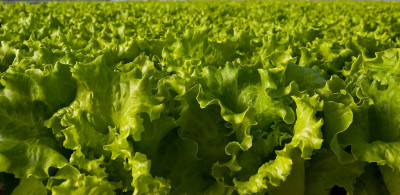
(1, 1, 400, 194)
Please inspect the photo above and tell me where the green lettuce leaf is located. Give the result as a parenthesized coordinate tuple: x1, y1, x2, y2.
(11, 177, 46, 195)
(305, 150, 365, 195)
(49, 166, 116, 195)
(232, 94, 323, 194)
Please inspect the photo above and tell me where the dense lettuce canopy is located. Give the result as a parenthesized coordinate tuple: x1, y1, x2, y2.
(1, 1, 400, 194)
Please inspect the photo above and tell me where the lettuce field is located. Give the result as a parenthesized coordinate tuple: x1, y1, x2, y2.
(1, 1, 400, 194)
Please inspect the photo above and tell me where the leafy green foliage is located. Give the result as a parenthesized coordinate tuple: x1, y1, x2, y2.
(1, 1, 400, 194)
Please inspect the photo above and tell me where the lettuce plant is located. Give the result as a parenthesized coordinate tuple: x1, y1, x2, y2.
(0, 1, 399, 194)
